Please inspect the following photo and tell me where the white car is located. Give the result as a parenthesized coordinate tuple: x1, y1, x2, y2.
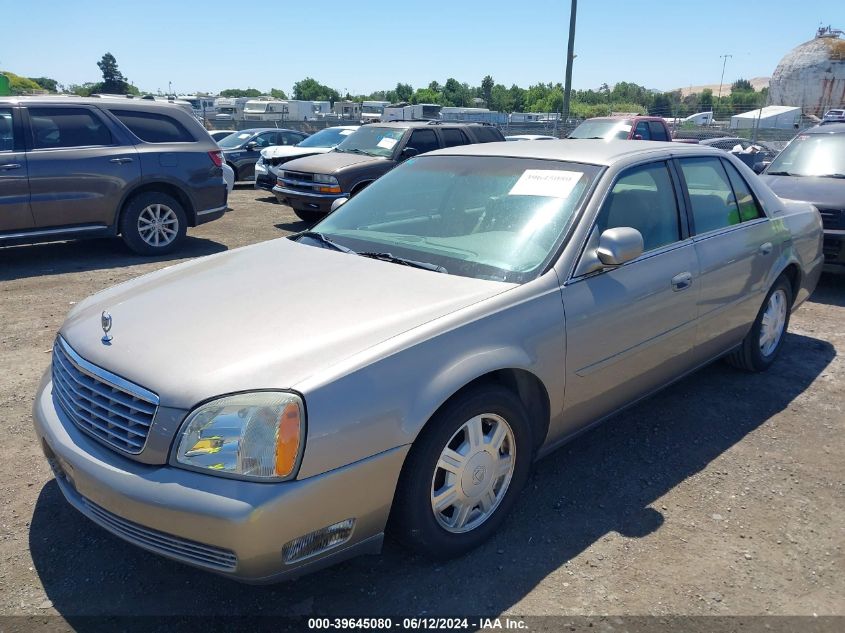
(208, 130, 235, 143)
(254, 125, 359, 191)
(222, 162, 234, 193)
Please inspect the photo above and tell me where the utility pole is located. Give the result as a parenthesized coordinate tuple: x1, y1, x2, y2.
(561, 0, 578, 124)
(717, 54, 732, 118)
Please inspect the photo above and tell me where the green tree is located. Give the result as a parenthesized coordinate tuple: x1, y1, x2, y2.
(270, 88, 288, 99)
(489, 84, 513, 112)
(28, 76, 58, 92)
(292, 77, 340, 103)
(411, 88, 441, 105)
(731, 78, 753, 93)
(220, 88, 262, 98)
(394, 82, 414, 102)
(509, 84, 526, 112)
(699, 88, 714, 112)
(97, 52, 132, 94)
(428, 81, 441, 93)
(480, 75, 494, 108)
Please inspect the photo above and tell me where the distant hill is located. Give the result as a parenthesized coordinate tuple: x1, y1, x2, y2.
(673, 76, 770, 97)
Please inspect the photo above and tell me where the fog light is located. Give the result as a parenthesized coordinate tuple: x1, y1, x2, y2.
(282, 519, 355, 564)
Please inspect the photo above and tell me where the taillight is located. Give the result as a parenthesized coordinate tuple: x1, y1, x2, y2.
(208, 150, 223, 167)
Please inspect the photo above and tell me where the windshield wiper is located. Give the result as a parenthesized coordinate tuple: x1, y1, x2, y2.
(294, 231, 355, 253)
(818, 173, 845, 179)
(358, 252, 447, 273)
(766, 170, 800, 176)
(340, 148, 377, 157)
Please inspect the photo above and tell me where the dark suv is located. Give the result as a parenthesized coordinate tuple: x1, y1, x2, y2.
(273, 121, 505, 221)
(0, 97, 227, 254)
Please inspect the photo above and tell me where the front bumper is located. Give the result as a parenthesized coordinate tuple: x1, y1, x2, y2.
(272, 185, 348, 213)
(822, 229, 845, 272)
(33, 373, 408, 583)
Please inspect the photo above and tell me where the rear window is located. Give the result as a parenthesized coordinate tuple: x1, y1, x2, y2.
(471, 126, 504, 143)
(111, 110, 194, 143)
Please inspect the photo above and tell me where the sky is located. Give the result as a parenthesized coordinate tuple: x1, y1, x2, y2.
(2, 0, 839, 96)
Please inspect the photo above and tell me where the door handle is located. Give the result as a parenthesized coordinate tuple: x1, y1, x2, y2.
(671, 272, 693, 291)
(759, 242, 773, 255)
(109, 157, 134, 164)
(0, 163, 22, 170)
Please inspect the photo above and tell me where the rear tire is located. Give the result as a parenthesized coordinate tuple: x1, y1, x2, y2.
(390, 384, 533, 560)
(726, 275, 792, 372)
(120, 192, 187, 255)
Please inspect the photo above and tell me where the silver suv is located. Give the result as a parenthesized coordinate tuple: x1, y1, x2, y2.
(0, 97, 228, 254)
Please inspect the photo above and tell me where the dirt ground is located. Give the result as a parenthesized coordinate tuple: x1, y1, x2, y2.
(0, 186, 843, 623)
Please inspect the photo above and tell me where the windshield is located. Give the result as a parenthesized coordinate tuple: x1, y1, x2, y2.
(767, 133, 845, 177)
(297, 127, 357, 148)
(218, 131, 254, 149)
(335, 126, 405, 158)
(569, 119, 631, 140)
(244, 103, 268, 113)
(362, 105, 385, 114)
(312, 155, 599, 282)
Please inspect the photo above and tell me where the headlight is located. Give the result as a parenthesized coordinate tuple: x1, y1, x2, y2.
(313, 174, 339, 185)
(174, 391, 304, 481)
(256, 156, 265, 165)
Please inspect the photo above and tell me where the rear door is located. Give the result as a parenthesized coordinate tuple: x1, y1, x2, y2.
(675, 156, 776, 360)
(24, 105, 140, 229)
(0, 106, 34, 232)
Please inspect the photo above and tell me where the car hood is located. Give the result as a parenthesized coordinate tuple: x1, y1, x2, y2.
(60, 238, 509, 409)
(261, 146, 333, 160)
(282, 151, 390, 174)
(761, 175, 845, 209)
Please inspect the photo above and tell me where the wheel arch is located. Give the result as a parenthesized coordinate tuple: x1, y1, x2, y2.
(117, 181, 197, 231)
(778, 261, 801, 306)
(350, 180, 374, 196)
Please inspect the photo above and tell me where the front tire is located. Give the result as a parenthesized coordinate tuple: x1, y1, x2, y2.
(726, 275, 792, 372)
(120, 192, 187, 255)
(390, 384, 533, 559)
(293, 208, 325, 223)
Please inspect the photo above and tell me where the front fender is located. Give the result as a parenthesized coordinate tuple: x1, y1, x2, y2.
(293, 279, 566, 479)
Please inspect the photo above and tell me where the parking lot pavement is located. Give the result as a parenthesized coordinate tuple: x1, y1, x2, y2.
(0, 186, 843, 621)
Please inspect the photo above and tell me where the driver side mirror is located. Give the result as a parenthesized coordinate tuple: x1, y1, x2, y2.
(330, 197, 348, 213)
(400, 147, 419, 161)
(632, 134, 643, 140)
(245, 141, 258, 151)
(597, 227, 644, 266)
(752, 162, 766, 174)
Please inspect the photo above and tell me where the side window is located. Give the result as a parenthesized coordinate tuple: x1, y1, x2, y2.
(111, 110, 193, 143)
(28, 107, 113, 149)
(280, 132, 303, 146)
(441, 128, 470, 148)
(596, 162, 681, 252)
(648, 121, 669, 141)
(634, 121, 651, 140)
(254, 132, 275, 148)
(677, 157, 741, 234)
(0, 109, 13, 152)
(473, 126, 504, 143)
(722, 159, 764, 221)
(406, 129, 439, 155)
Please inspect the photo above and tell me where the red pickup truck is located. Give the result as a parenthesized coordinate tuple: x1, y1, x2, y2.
(568, 116, 677, 142)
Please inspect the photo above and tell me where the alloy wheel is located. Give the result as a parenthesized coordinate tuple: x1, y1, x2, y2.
(137, 203, 179, 248)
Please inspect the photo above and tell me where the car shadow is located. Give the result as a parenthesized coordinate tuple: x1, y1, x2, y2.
(29, 332, 834, 619)
(275, 220, 311, 233)
(809, 273, 845, 307)
(0, 237, 228, 283)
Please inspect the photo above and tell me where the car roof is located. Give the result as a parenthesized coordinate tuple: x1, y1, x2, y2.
(806, 123, 845, 134)
(238, 128, 301, 134)
(426, 139, 726, 166)
(366, 121, 493, 129)
(0, 96, 189, 111)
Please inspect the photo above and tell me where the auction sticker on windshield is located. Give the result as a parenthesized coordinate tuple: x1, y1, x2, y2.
(509, 170, 583, 198)
(377, 137, 398, 150)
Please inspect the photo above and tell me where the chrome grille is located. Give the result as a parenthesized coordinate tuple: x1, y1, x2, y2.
(51, 337, 158, 455)
(81, 497, 238, 572)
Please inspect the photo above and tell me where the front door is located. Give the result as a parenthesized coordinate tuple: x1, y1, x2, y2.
(0, 106, 34, 232)
(24, 105, 139, 229)
(560, 160, 700, 434)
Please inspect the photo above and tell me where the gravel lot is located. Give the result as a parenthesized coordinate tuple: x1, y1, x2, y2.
(0, 186, 843, 623)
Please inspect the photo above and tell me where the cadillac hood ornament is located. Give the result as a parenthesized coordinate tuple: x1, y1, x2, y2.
(101, 311, 113, 344)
